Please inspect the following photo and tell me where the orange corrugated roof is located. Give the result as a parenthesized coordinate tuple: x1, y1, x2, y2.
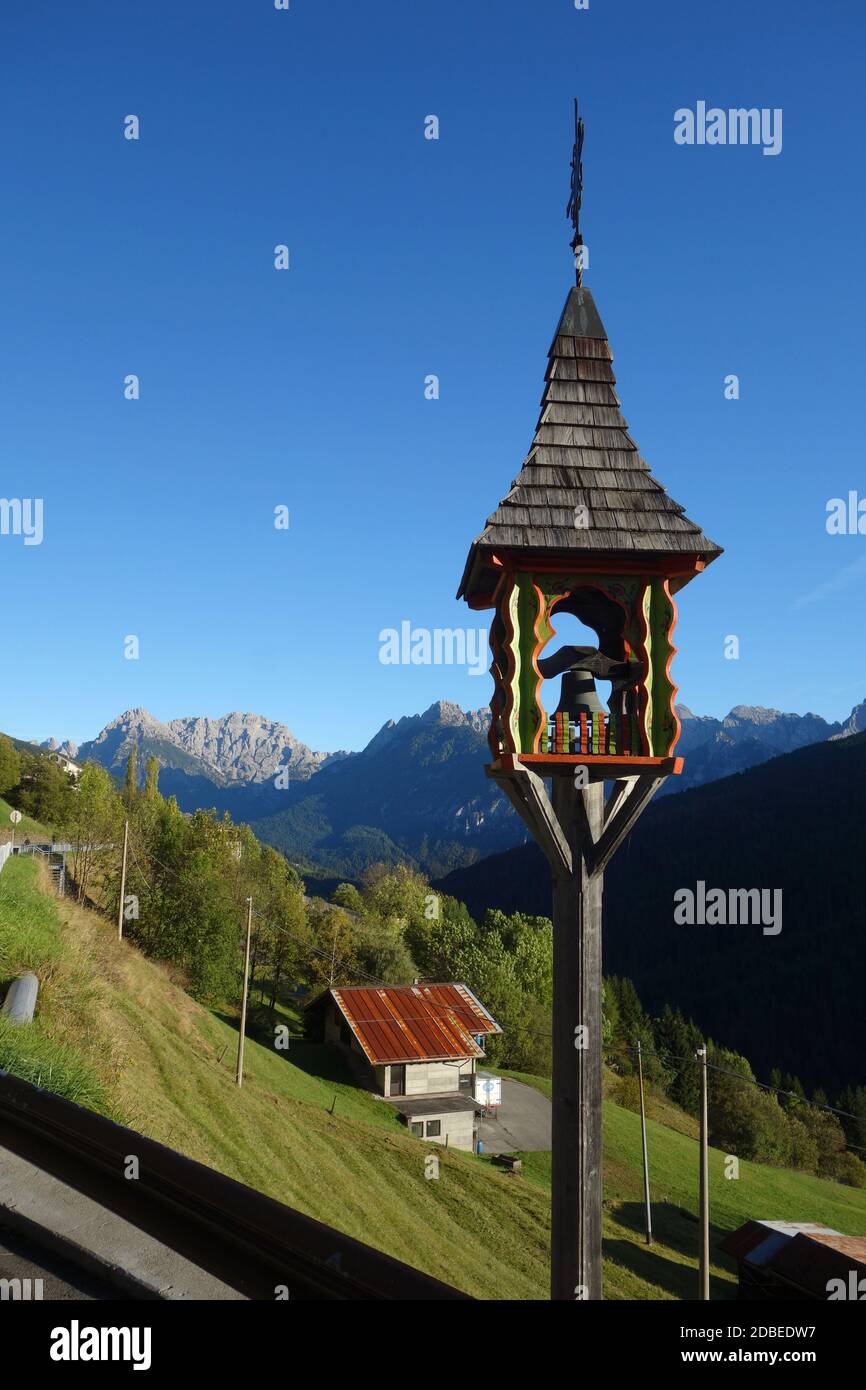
(327, 983, 501, 1066)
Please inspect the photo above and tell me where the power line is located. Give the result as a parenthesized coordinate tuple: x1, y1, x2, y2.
(626, 1039, 866, 1155)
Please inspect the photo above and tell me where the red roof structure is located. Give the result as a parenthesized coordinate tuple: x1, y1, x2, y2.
(310, 984, 501, 1066)
(720, 1220, 866, 1300)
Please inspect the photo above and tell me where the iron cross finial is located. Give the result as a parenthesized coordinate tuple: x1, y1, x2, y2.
(566, 98, 585, 286)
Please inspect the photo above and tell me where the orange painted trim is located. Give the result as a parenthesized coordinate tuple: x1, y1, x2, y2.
(496, 753, 684, 776)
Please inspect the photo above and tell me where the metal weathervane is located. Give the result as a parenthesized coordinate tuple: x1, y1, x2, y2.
(567, 97, 585, 285)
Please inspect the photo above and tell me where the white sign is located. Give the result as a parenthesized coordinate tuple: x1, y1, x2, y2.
(475, 1073, 501, 1107)
(9, 811, 22, 825)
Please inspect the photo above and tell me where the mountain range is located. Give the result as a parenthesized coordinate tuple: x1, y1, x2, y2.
(34, 694, 866, 879)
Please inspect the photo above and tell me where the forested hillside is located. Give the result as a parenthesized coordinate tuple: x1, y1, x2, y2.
(437, 732, 866, 1096)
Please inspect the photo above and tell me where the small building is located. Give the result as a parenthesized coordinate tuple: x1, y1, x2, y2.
(305, 983, 502, 1151)
(48, 751, 82, 779)
(720, 1220, 866, 1301)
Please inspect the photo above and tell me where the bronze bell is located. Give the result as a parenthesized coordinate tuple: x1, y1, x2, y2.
(538, 643, 642, 721)
(554, 665, 606, 718)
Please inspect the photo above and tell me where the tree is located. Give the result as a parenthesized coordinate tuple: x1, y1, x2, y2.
(0, 736, 21, 796)
(20, 756, 73, 827)
(359, 864, 430, 935)
(404, 894, 477, 979)
(823, 1150, 866, 1189)
(482, 910, 553, 1007)
(707, 1047, 793, 1165)
(124, 749, 138, 806)
(332, 882, 364, 914)
(307, 906, 358, 991)
(837, 1086, 866, 1151)
(779, 1073, 807, 1109)
(354, 921, 417, 984)
(786, 1114, 819, 1173)
(63, 764, 122, 903)
(144, 756, 159, 799)
(796, 1103, 847, 1178)
(654, 1005, 703, 1112)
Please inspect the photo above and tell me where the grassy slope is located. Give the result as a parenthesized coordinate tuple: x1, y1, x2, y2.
(0, 796, 52, 845)
(2, 856, 865, 1301)
(0, 858, 548, 1299)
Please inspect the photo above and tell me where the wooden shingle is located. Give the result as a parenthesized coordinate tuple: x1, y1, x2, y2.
(458, 285, 722, 598)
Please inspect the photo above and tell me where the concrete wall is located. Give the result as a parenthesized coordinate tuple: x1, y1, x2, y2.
(407, 1109, 475, 1152)
(324, 1003, 371, 1074)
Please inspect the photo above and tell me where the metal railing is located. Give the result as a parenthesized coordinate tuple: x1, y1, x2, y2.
(0, 1069, 470, 1301)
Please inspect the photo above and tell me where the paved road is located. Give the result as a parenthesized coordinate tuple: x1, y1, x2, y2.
(0, 1228, 125, 1301)
(477, 1078, 551, 1154)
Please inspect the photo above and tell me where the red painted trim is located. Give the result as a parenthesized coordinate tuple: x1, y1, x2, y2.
(495, 753, 684, 776)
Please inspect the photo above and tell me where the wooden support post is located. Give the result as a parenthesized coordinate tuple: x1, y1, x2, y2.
(488, 762, 665, 1301)
(550, 777, 604, 1301)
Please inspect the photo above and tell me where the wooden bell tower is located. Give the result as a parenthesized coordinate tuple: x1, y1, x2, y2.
(456, 103, 723, 1301)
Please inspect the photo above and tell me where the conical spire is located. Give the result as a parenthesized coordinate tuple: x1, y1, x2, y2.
(458, 109, 722, 604)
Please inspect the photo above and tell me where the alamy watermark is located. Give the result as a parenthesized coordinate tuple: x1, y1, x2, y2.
(674, 881, 782, 936)
(379, 622, 488, 676)
(674, 103, 782, 157)
(0, 497, 43, 545)
(826, 491, 866, 535)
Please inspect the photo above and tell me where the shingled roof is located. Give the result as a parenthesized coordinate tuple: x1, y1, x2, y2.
(458, 285, 722, 599)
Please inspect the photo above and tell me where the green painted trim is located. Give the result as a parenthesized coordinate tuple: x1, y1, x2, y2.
(648, 579, 678, 756)
(515, 573, 543, 752)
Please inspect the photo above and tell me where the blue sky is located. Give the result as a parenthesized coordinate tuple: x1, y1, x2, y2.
(2, 0, 864, 752)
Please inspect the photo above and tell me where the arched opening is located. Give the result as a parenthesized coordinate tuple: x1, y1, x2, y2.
(539, 609, 611, 723)
(537, 586, 640, 755)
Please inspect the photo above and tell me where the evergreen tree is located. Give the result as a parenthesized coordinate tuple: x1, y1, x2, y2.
(144, 756, 159, 799)
(124, 749, 138, 806)
(654, 1005, 702, 1113)
(780, 1073, 807, 1110)
(837, 1086, 866, 1150)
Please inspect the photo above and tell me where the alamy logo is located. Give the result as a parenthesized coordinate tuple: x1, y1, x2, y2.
(827, 1271, 866, 1300)
(0, 497, 43, 545)
(49, 1320, 152, 1371)
(0, 1277, 43, 1300)
(826, 492, 866, 535)
(674, 102, 782, 156)
(379, 622, 488, 676)
(674, 882, 782, 936)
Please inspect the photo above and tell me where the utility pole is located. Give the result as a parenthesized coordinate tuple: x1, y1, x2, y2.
(117, 819, 129, 941)
(637, 1039, 652, 1246)
(697, 1044, 710, 1300)
(236, 896, 253, 1087)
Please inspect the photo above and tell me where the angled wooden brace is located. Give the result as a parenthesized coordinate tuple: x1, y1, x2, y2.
(585, 772, 665, 877)
(486, 765, 572, 879)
